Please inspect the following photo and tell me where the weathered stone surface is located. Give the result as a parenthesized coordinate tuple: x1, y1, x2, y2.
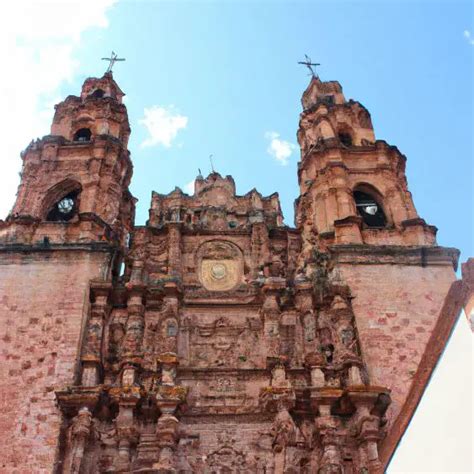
(0, 72, 463, 473)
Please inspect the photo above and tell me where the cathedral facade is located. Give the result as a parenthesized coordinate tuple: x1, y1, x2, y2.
(0, 72, 465, 473)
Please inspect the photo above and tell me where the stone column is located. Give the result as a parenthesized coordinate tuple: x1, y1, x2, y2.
(272, 407, 296, 474)
(326, 187, 338, 231)
(314, 189, 329, 234)
(349, 391, 387, 473)
(316, 410, 343, 474)
(167, 222, 182, 279)
(357, 406, 383, 472)
(80, 284, 110, 386)
(312, 391, 344, 474)
(130, 259, 144, 285)
(64, 407, 93, 474)
(122, 286, 145, 362)
(305, 351, 326, 388)
(112, 389, 140, 472)
(319, 433, 343, 474)
(259, 361, 296, 474)
(154, 412, 180, 472)
(251, 221, 270, 279)
(295, 280, 316, 359)
(262, 279, 285, 359)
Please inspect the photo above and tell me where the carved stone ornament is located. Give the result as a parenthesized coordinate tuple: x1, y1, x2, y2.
(197, 240, 243, 291)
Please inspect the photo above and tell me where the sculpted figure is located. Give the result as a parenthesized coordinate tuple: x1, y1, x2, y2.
(319, 443, 343, 474)
(272, 409, 297, 453)
(303, 312, 316, 342)
(161, 364, 177, 386)
(108, 316, 125, 363)
(300, 419, 316, 449)
(269, 254, 285, 277)
(318, 430, 343, 474)
(318, 311, 335, 363)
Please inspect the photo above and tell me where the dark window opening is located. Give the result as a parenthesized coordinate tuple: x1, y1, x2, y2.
(354, 190, 386, 227)
(46, 190, 79, 222)
(320, 95, 335, 105)
(338, 132, 353, 147)
(228, 221, 237, 229)
(73, 128, 92, 142)
(90, 89, 105, 99)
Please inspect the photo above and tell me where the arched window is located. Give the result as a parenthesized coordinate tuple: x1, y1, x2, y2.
(73, 128, 92, 142)
(338, 132, 353, 147)
(90, 89, 105, 99)
(46, 190, 79, 222)
(354, 190, 386, 227)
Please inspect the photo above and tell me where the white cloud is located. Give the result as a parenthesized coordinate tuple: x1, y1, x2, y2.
(464, 30, 474, 45)
(184, 180, 195, 194)
(265, 131, 296, 166)
(0, 0, 117, 219)
(139, 105, 188, 148)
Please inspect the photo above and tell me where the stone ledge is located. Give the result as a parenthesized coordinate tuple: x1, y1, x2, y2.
(0, 241, 117, 254)
(330, 244, 459, 270)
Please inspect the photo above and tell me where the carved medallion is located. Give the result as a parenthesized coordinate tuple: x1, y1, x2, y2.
(197, 241, 243, 291)
(211, 262, 226, 280)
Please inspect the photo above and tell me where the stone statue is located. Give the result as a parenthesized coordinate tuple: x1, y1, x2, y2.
(272, 409, 297, 453)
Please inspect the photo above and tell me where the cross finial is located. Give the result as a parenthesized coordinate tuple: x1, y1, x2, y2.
(209, 154, 215, 173)
(298, 54, 320, 78)
(101, 51, 126, 74)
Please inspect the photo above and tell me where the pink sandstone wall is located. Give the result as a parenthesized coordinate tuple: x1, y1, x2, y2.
(339, 263, 456, 429)
(0, 250, 111, 473)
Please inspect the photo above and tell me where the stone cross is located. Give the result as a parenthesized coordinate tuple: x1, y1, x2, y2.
(298, 54, 320, 77)
(101, 51, 126, 73)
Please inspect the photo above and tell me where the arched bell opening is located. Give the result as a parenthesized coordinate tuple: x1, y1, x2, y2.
(338, 131, 353, 147)
(46, 190, 80, 222)
(73, 128, 92, 142)
(337, 123, 355, 147)
(353, 188, 387, 228)
(90, 88, 105, 99)
(43, 179, 82, 222)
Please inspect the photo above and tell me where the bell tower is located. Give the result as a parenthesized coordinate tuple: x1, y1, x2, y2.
(295, 75, 459, 468)
(0, 73, 135, 472)
(8, 72, 135, 249)
(296, 76, 436, 253)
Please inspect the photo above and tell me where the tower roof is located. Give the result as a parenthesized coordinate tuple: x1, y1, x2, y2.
(301, 76, 346, 110)
(80, 72, 125, 103)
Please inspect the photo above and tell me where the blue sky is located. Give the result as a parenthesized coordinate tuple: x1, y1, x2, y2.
(0, 1, 472, 472)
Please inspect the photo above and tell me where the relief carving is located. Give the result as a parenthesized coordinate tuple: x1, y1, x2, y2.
(197, 240, 243, 291)
(189, 316, 258, 368)
(207, 433, 247, 473)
